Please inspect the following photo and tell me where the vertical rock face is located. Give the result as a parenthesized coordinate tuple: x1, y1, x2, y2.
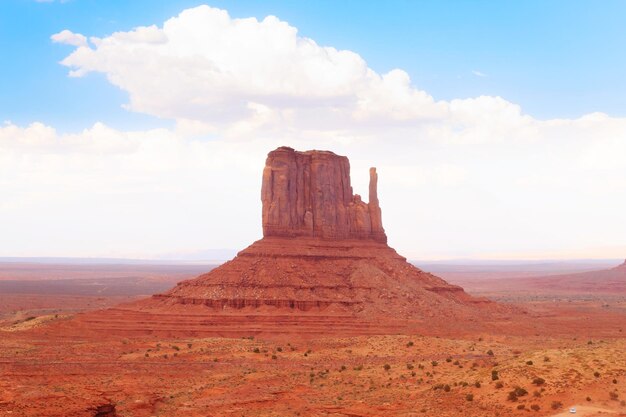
(261, 146, 387, 242)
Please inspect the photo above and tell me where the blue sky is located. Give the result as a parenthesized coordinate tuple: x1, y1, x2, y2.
(2, 0, 625, 132)
(1, 1, 626, 260)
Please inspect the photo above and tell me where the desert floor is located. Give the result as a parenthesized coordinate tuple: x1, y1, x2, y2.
(0, 262, 624, 417)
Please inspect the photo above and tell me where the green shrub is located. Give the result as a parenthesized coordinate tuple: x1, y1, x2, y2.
(551, 401, 562, 410)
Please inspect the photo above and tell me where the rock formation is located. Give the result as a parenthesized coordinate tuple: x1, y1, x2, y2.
(261, 147, 386, 242)
(82, 146, 507, 337)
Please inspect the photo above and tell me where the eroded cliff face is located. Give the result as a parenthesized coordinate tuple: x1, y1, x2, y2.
(261, 147, 386, 242)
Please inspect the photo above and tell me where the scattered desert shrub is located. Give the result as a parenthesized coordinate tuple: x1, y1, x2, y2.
(466, 394, 474, 401)
(187, 343, 192, 349)
(532, 377, 545, 385)
(543, 356, 550, 362)
(551, 401, 563, 410)
(526, 360, 533, 365)
(516, 404, 525, 410)
(586, 396, 591, 401)
(277, 347, 282, 352)
(443, 384, 451, 392)
(594, 371, 601, 377)
(253, 348, 260, 353)
(491, 370, 499, 381)
(271, 355, 277, 360)
(406, 363, 414, 370)
(609, 391, 619, 400)
(487, 349, 494, 356)
(407, 341, 414, 347)
(383, 364, 391, 371)
(530, 404, 540, 411)
(508, 387, 528, 401)
(431, 361, 438, 367)
(613, 378, 618, 384)
(474, 381, 481, 388)
(446, 357, 452, 363)
(172, 345, 180, 351)
(495, 381, 504, 389)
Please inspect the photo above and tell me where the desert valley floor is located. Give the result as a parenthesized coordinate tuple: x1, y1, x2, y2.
(0, 260, 625, 417)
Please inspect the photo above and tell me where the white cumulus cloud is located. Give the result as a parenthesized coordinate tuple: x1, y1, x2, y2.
(51, 29, 88, 47)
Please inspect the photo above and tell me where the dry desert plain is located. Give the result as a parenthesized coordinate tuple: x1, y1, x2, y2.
(0, 260, 625, 417)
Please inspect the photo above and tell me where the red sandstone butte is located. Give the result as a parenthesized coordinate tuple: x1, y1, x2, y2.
(261, 147, 386, 242)
(67, 147, 509, 337)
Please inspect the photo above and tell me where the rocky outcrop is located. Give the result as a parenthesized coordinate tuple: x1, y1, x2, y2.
(261, 147, 386, 242)
(117, 146, 509, 337)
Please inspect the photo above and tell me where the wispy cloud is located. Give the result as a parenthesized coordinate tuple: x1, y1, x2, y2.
(472, 70, 488, 77)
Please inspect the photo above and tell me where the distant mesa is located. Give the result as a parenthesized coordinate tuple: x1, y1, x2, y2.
(76, 146, 508, 337)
